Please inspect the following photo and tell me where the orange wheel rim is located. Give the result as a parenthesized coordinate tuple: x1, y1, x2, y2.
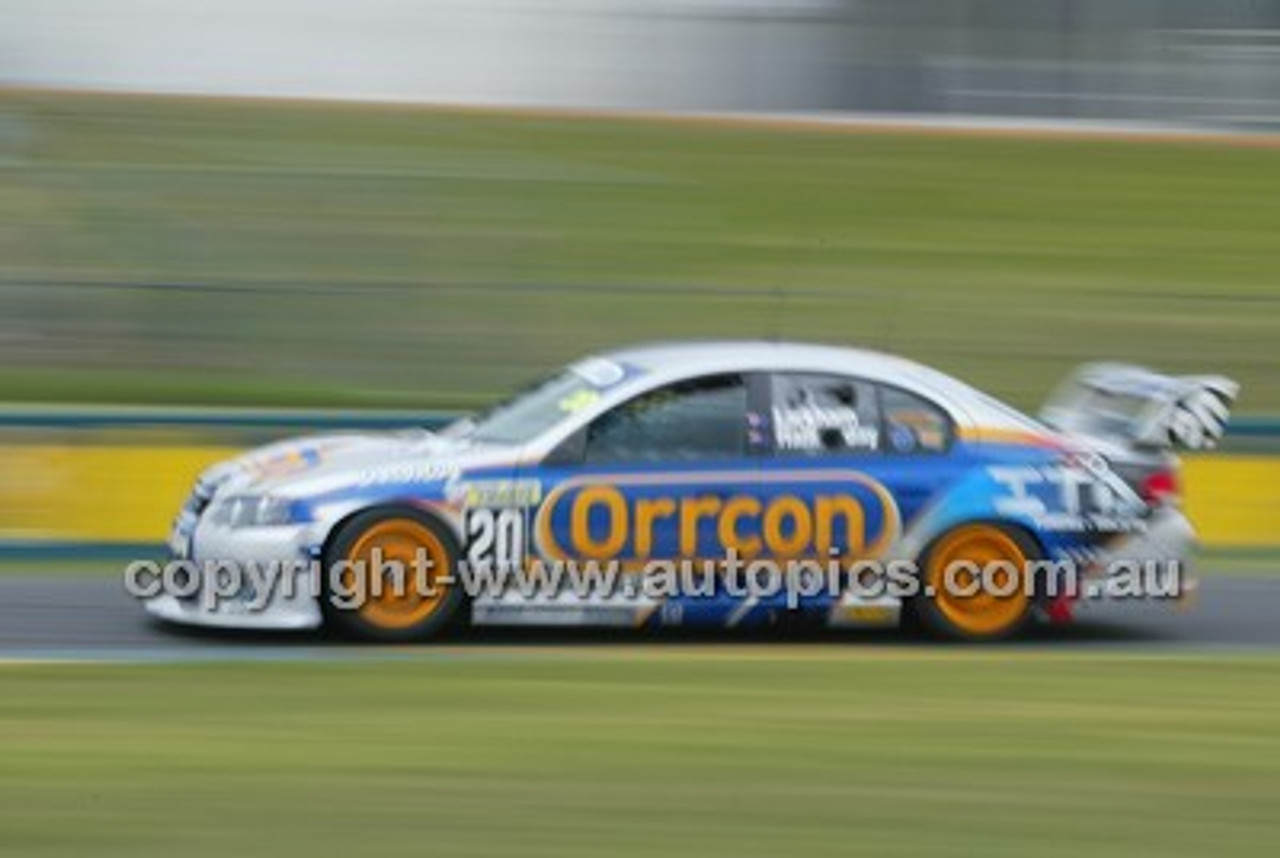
(343, 518, 450, 630)
(925, 526, 1029, 636)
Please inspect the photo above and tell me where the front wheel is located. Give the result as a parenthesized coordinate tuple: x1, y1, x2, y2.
(911, 523, 1037, 641)
(321, 506, 466, 642)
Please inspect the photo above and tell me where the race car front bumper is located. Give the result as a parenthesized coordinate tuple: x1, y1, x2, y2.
(143, 519, 325, 631)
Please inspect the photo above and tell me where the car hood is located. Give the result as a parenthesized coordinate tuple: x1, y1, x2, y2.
(195, 429, 512, 500)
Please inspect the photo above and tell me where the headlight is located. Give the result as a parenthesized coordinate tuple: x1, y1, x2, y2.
(210, 494, 300, 528)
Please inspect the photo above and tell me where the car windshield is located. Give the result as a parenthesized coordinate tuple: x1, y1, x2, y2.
(446, 362, 617, 445)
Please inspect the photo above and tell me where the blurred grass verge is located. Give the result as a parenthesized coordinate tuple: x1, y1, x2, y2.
(2, 652, 1278, 856)
(1, 91, 1277, 412)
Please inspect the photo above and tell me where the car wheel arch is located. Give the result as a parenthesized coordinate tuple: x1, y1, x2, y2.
(318, 500, 462, 567)
(907, 518, 1048, 641)
(317, 502, 469, 641)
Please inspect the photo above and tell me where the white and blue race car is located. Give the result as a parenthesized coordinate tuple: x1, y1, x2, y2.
(146, 341, 1236, 641)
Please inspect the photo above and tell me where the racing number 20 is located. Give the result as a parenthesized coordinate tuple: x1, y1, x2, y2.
(464, 508, 526, 570)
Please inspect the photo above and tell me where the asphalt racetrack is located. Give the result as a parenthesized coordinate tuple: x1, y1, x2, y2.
(0, 571, 1277, 661)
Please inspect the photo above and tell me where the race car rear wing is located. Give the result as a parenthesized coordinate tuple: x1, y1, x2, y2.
(1040, 363, 1239, 451)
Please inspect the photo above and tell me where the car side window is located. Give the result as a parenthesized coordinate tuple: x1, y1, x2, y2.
(581, 374, 747, 463)
(769, 373, 881, 456)
(879, 385, 953, 454)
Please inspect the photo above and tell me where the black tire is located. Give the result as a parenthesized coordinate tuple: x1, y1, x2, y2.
(908, 522, 1039, 642)
(320, 505, 467, 642)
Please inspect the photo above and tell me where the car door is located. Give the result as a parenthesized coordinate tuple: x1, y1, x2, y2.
(528, 373, 764, 576)
(758, 372, 966, 566)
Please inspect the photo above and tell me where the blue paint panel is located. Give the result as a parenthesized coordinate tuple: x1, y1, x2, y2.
(282, 435, 1130, 627)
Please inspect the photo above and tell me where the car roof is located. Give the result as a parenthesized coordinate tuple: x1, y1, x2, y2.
(606, 339, 962, 393)
(598, 340, 1047, 436)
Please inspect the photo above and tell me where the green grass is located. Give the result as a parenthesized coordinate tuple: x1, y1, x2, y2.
(2, 652, 1279, 856)
(2, 92, 1279, 411)
(0, 559, 122, 577)
(1198, 548, 1280, 577)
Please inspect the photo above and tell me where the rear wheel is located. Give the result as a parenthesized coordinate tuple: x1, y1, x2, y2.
(321, 507, 465, 642)
(912, 523, 1036, 641)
